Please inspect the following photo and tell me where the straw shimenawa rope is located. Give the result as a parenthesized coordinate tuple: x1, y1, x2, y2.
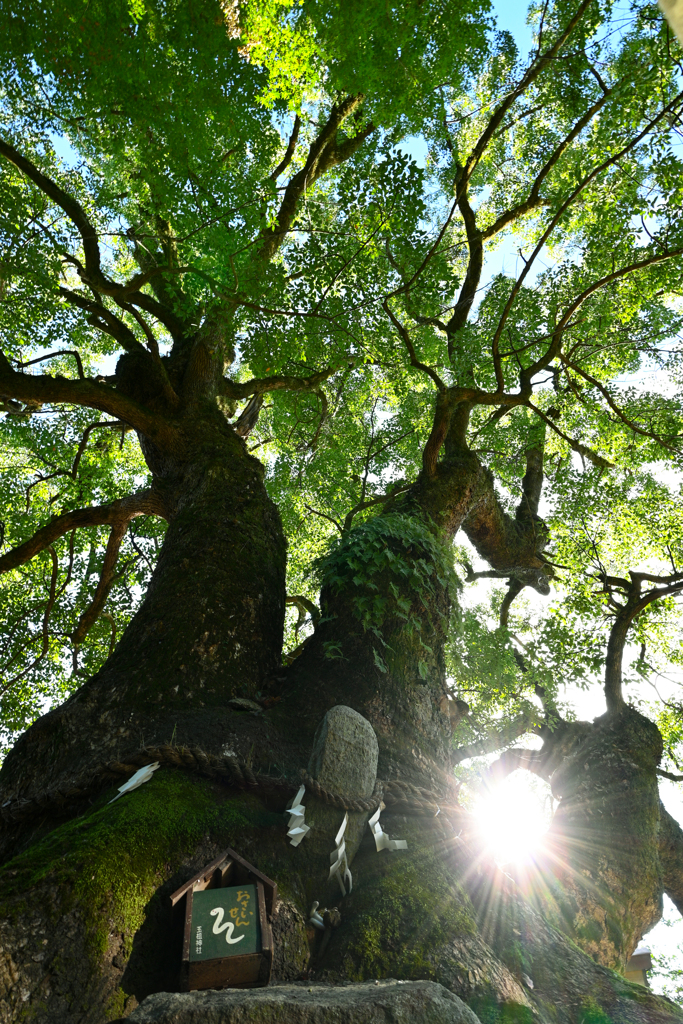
(0, 744, 462, 826)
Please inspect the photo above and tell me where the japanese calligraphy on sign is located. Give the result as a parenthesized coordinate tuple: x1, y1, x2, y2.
(188, 884, 261, 962)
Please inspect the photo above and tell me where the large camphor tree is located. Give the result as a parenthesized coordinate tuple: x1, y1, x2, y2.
(2, 0, 683, 1020)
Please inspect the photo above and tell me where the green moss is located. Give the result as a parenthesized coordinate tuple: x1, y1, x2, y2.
(0, 769, 273, 958)
(338, 828, 476, 982)
(579, 998, 613, 1024)
(315, 512, 458, 676)
(469, 996, 535, 1024)
(575, 918, 605, 945)
(500, 939, 532, 977)
(105, 988, 126, 1020)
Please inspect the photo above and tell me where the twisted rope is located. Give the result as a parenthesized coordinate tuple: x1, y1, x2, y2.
(0, 744, 461, 826)
(300, 771, 385, 813)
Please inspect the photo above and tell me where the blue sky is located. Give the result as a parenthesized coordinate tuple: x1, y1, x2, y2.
(490, 0, 535, 51)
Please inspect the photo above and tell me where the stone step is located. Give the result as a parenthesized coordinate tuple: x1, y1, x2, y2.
(114, 980, 482, 1024)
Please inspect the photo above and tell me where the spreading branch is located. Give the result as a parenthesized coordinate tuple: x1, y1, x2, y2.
(0, 348, 175, 441)
(71, 521, 129, 646)
(489, 91, 683, 361)
(461, 454, 551, 595)
(452, 715, 540, 764)
(481, 89, 611, 242)
(460, 0, 595, 187)
(483, 747, 550, 786)
(0, 490, 164, 577)
(598, 570, 683, 711)
(13, 349, 85, 379)
(526, 402, 614, 469)
(269, 116, 301, 182)
(0, 137, 105, 289)
(382, 298, 446, 390)
(221, 363, 343, 400)
(259, 97, 374, 262)
(560, 353, 681, 451)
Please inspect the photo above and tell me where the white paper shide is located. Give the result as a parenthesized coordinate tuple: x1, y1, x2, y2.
(328, 812, 353, 895)
(368, 805, 408, 853)
(285, 784, 310, 846)
(108, 762, 160, 804)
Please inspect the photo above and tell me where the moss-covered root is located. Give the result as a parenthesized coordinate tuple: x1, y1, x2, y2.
(0, 771, 310, 1024)
(314, 813, 683, 1024)
(1, 778, 681, 1024)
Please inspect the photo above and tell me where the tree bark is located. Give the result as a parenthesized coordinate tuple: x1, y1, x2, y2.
(540, 705, 665, 969)
(658, 802, 683, 918)
(279, 449, 488, 790)
(0, 406, 287, 808)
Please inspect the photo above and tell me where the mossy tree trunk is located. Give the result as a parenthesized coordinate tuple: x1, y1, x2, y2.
(0, 400, 287, 808)
(281, 428, 551, 788)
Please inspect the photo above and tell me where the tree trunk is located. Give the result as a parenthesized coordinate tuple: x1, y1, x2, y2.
(0, 406, 287, 815)
(528, 706, 664, 971)
(278, 448, 495, 790)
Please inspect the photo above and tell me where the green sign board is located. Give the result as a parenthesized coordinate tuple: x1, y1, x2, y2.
(189, 884, 261, 962)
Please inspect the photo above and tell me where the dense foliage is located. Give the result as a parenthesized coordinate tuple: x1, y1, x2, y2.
(1, 0, 683, 799)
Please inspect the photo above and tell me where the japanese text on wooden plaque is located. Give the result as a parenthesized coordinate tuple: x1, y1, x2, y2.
(189, 884, 261, 962)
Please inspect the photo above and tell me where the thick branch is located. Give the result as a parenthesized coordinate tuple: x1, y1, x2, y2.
(71, 521, 128, 646)
(0, 139, 188, 345)
(0, 137, 104, 288)
(526, 402, 614, 468)
(602, 571, 683, 711)
(221, 364, 340, 400)
(286, 594, 321, 626)
(14, 349, 85, 379)
(269, 116, 301, 182)
(483, 747, 550, 786)
(462, 463, 551, 594)
(234, 394, 263, 437)
(462, 0, 595, 184)
(491, 95, 683, 360)
(482, 90, 611, 241)
(518, 442, 544, 520)
(259, 97, 373, 262)
(445, 175, 483, 354)
(0, 349, 175, 442)
(382, 298, 446, 390)
(500, 578, 524, 627)
(452, 715, 537, 764)
(560, 354, 681, 451)
(0, 491, 164, 576)
(59, 288, 143, 353)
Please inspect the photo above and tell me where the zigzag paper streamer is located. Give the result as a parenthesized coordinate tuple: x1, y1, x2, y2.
(368, 805, 408, 853)
(285, 783, 310, 846)
(328, 812, 353, 896)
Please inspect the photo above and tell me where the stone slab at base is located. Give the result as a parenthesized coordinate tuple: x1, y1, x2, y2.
(115, 980, 482, 1024)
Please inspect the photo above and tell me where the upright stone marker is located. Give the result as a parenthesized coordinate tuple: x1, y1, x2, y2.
(305, 705, 379, 872)
(308, 705, 379, 801)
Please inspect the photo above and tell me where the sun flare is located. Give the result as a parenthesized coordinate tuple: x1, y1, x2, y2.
(474, 772, 552, 866)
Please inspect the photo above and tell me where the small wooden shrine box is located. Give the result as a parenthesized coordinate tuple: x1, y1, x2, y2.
(170, 847, 277, 992)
